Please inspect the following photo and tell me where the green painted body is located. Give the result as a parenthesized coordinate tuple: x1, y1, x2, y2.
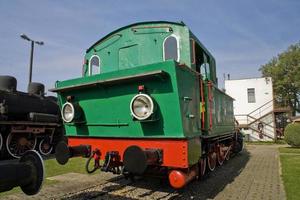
(57, 61, 187, 138)
(202, 82, 235, 136)
(53, 21, 235, 166)
(83, 22, 191, 75)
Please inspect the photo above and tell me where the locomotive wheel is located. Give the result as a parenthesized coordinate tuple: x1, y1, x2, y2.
(225, 149, 231, 161)
(217, 144, 225, 166)
(6, 132, 37, 158)
(38, 138, 53, 156)
(207, 151, 217, 171)
(0, 132, 3, 152)
(233, 132, 244, 153)
(199, 157, 206, 177)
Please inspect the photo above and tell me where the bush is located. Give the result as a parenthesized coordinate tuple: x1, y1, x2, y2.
(284, 123, 300, 147)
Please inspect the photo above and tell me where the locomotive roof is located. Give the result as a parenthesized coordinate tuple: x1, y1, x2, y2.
(86, 21, 185, 53)
(86, 20, 215, 63)
(82, 21, 217, 84)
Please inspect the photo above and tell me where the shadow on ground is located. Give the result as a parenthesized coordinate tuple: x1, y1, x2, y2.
(62, 149, 250, 200)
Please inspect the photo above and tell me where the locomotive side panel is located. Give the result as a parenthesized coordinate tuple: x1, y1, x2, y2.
(201, 82, 235, 136)
(211, 87, 235, 135)
(175, 65, 201, 137)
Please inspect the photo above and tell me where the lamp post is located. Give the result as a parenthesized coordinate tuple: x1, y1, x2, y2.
(20, 34, 44, 84)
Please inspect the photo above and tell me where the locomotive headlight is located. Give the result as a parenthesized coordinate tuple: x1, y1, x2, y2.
(130, 94, 154, 120)
(61, 102, 75, 123)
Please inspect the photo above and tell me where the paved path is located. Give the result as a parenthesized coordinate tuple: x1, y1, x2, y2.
(2, 145, 286, 200)
(212, 145, 286, 200)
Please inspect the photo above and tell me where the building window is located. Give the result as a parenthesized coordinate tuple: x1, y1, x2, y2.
(163, 35, 179, 61)
(89, 55, 100, 76)
(247, 88, 256, 103)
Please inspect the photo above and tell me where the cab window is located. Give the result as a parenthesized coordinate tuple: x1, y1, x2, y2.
(89, 55, 100, 75)
(163, 35, 179, 61)
(200, 54, 210, 80)
(200, 62, 210, 80)
(192, 38, 217, 83)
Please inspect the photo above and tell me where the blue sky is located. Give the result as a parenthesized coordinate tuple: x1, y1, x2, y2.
(0, 0, 299, 94)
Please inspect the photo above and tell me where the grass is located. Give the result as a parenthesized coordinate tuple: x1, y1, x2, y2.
(246, 141, 275, 145)
(245, 139, 286, 145)
(279, 147, 300, 200)
(0, 157, 87, 197)
(279, 147, 300, 154)
(0, 179, 57, 197)
(275, 139, 287, 144)
(44, 157, 87, 177)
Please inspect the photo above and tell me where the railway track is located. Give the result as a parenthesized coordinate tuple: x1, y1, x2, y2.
(3, 145, 286, 200)
(54, 149, 250, 200)
(3, 152, 244, 200)
(60, 175, 180, 200)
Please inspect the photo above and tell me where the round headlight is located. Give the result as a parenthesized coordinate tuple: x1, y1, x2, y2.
(130, 94, 154, 120)
(61, 102, 75, 123)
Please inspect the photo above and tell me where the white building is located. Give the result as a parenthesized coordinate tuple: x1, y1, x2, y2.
(225, 77, 277, 141)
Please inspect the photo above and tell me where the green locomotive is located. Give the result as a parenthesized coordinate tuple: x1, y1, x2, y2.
(52, 21, 243, 189)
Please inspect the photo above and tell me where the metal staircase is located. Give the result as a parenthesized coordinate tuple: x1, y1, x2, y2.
(235, 100, 290, 141)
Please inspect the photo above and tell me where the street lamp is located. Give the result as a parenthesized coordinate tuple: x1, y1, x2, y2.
(20, 34, 44, 84)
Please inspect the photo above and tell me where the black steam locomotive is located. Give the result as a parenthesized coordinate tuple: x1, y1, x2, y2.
(0, 75, 63, 158)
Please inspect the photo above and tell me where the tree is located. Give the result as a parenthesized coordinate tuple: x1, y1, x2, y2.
(260, 42, 300, 116)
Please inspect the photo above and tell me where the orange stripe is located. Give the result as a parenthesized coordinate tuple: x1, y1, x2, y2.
(200, 78, 205, 129)
(68, 137, 189, 168)
(208, 81, 213, 130)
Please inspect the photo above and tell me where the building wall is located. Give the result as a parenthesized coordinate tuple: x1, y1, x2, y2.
(225, 77, 273, 115)
(225, 77, 275, 141)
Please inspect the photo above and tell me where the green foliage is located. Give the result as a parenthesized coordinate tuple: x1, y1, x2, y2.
(284, 123, 300, 147)
(260, 42, 300, 115)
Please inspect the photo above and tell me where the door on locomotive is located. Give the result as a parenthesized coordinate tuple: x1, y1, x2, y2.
(191, 38, 213, 132)
(190, 36, 237, 171)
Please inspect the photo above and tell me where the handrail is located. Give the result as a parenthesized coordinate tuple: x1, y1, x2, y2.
(236, 113, 284, 136)
(235, 99, 274, 127)
(235, 99, 286, 140)
(236, 113, 276, 130)
(248, 99, 273, 116)
(247, 126, 274, 139)
(248, 111, 273, 125)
